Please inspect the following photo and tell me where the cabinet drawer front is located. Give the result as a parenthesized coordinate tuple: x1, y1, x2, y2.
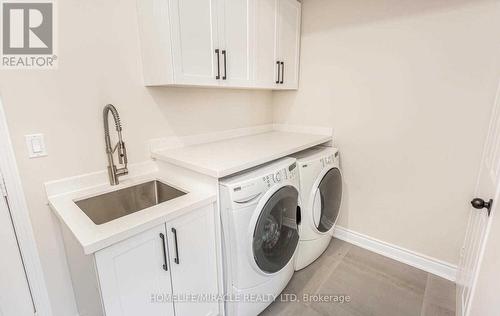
(95, 224, 174, 316)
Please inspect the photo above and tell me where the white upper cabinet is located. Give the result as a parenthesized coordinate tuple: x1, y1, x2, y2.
(275, 0, 301, 89)
(217, 0, 253, 87)
(253, 0, 279, 88)
(169, 0, 220, 86)
(136, 0, 301, 89)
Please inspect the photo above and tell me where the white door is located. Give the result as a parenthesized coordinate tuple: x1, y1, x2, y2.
(468, 189, 500, 315)
(276, 0, 301, 89)
(457, 83, 500, 315)
(167, 205, 220, 316)
(253, 0, 278, 88)
(218, 0, 252, 87)
(95, 224, 175, 316)
(0, 172, 35, 316)
(169, 0, 220, 86)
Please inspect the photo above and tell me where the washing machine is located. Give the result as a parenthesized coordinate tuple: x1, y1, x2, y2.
(291, 146, 342, 270)
(219, 158, 300, 316)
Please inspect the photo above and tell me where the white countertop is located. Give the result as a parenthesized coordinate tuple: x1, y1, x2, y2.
(151, 131, 332, 178)
(47, 171, 216, 254)
(46, 127, 331, 253)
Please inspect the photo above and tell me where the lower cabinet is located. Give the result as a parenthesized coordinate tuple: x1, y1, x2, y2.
(95, 224, 175, 316)
(63, 204, 221, 316)
(166, 207, 219, 316)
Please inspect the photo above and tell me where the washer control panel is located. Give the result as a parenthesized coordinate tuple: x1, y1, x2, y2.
(261, 162, 297, 188)
(226, 158, 299, 205)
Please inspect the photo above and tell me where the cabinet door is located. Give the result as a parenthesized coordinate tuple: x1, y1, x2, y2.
(276, 0, 301, 89)
(95, 224, 174, 316)
(169, 0, 220, 86)
(253, 0, 278, 88)
(218, 0, 252, 87)
(167, 205, 220, 316)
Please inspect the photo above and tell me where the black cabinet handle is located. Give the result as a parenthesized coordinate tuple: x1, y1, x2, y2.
(215, 49, 221, 79)
(172, 228, 180, 264)
(276, 61, 280, 84)
(280, 61, 284, 84)
(159, 233, 168, 271)
(222, 50, 227, 80)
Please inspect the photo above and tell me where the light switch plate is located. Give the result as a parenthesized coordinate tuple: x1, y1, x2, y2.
(25, 134, 47, 158)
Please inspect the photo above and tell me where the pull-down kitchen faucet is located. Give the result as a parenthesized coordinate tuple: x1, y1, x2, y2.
(103, 104, 128, 185)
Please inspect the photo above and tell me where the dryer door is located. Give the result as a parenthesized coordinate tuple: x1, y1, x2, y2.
(312, 167, 342, 233)
(253, 185, 299, 274)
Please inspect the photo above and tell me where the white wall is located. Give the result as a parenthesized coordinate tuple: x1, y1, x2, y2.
(0, 0, 272, 315)
(273, 0, 500, 264)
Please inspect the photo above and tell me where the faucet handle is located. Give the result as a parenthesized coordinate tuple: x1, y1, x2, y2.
(118, 141, 128, 165)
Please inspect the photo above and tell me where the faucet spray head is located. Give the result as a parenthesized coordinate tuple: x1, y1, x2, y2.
(118, 141, 127, 165)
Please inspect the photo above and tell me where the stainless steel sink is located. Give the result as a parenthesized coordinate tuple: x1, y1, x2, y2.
(75, 180, 187, 225)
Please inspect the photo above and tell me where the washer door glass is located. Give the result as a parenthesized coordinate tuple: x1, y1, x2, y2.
(253, 185, 299, 274)
(313, 168, 342, 233)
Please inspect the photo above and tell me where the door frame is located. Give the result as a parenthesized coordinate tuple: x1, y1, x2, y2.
(0, 97, 52, 316)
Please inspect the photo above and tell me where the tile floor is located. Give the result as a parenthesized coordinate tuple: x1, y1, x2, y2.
(260, 239, 456, 316)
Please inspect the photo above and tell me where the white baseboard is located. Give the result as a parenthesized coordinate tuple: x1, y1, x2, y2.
(333, 226, 458, 282)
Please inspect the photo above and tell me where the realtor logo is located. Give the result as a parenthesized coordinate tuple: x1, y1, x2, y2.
(1, 1, 57, 68)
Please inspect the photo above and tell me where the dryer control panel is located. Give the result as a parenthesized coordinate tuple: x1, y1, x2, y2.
(321, 151, 339, 168)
